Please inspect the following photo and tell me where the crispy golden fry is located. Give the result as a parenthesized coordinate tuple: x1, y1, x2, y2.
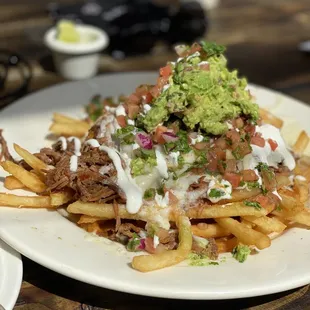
(278, 189, 305, 215)
(293, 178, 309, 203)
(50, 190, 74, 206)
(220, 188, 261, 203)
(78, 215, 105, 225)
(259, 108, 283, 128)
(132, 215, 192, 272)
(292, 130, 309, 155)
(187, 202, 267, 219)
(286, 210, 310, 227)
(53, 113, 90, 127)
(216, 237, 238, 253)
(4, 175, 25, 190)
(276, 174, 291, 188)
(240, 218, 254, 228)
(216, 217, 271, 250)
(0, 193, 51, 207)
(191, 223, 231, 238)
(49, 123, 88, 138)
(1, 161, 46, 193)
(13, 144, 48, 175)
(242, 215, 287, 234)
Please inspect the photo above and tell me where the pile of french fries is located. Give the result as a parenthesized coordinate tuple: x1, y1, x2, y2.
(0, 111, 310, 273)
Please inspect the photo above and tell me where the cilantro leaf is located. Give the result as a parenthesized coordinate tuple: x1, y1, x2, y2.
(209, 189, 225, 198)
(200, 41, 226, 57)
(244, 200, 261, 210)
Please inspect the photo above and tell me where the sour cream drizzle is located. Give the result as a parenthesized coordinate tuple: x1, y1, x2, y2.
(85, 139, 100, 148)
(243, 124, 296, 171)
(155, 147, 168, 179)
(68, 137, 81, 156)
(99, 145, 143, 214)
(70, 155, 78, 172)
(57, 137, 67, 151)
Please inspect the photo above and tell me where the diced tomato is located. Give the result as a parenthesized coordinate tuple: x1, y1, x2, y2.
(268, 139, 278, 151)
(145, 92, 153, 103)
(194, 142, 208, 150)
(159, 64, 172, 77)
(135, 84, 150, 97)
(253, 195, 270, 209)
(226, 130, 241, 144)
(225, 159, 237, 172)
(232, 117, 244, 129)
(150, 85, 161, 98)
(215, 137, 228, 150)
(127, 103, 140, 119)
(207, 157, 218, 172)
(168, 191, 179, 205)
(224, 172, 242, 188)
(116, 115, 127, 128)
(153, 126, 168, 144)
(213, 147, 226, 160)
(199, 63, 210, 71)
(126, 93, 140, 105)
(157, 76, 169, 89)
(244, 124, 255, 136)
(261, 169, 277, 191)
(144, 237, 156, 254)
(242, 169, 259, 182)
(186, 42, 202, 56)
(251, 133, 265, 147)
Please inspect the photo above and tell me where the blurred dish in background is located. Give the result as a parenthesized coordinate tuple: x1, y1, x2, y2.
(48, 0, 208, 59)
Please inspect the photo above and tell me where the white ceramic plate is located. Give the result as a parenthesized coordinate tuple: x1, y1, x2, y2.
(0, 73, 309, 300)
(0, 239, 22, 310)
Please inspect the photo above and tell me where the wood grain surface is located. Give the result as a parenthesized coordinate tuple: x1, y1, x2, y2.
(1, 0, 310, 309)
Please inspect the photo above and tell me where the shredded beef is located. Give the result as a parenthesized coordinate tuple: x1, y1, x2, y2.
(0, 130, 14, 161)
(35, 148, 62, 166)
(117, 223, 141, 238)
(192, 237, 219, 260)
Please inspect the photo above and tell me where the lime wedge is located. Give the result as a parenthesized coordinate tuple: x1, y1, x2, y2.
(57, 20, 80, 43)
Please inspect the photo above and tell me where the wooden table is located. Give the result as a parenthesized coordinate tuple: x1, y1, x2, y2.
(2, 0, 310, 308)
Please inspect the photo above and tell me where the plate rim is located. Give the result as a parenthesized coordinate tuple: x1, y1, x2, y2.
(0, 239, 23, 310)
(0, 73, 309, 300)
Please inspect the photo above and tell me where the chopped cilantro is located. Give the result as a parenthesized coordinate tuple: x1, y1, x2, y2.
(85, 94, 104, 121)
(232, 146, 242, 160)
(209, 188, 225, 198)
(244, 200, 261, 210)
(126, 233, 141, 252)
(246, 181, 260, 189)
(275, 205, 282, 212)
(143, 188, 156, 200)
(163, 130, 191, 154)
(232, 244, 251, 263)
(200, 41, 226, 57)
(188, 253, 219, 267)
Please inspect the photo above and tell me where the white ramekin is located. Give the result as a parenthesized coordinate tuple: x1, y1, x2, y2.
(44, 24, 109, 80)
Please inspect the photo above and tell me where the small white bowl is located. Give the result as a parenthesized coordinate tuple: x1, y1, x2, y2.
(44, 24, 109, 80)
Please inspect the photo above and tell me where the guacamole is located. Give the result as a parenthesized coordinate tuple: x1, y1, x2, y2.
(142, 42, 259, 135)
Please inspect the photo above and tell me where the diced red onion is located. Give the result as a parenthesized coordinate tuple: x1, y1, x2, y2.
(162, 131, 179, 143)
(135, 132, 153, 149)
(138, 238, 146, 250)
(175, 44, 188, 57)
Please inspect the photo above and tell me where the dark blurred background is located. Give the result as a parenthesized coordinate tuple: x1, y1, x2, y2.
(1, 0, 310, 104)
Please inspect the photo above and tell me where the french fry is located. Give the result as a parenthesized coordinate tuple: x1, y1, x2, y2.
(220, 188, 261, 204)
(216, 217, 271, 250)
(242, 215, 287, 234)
(286, 210, 310, 227)
(216, 237, 238, 253)
(0, 193, 51, 208)
(49, 123, 88, 138)
(13, 144, 48, 175)
(132, 215, 192, 272)
(191, 223, 231, 238)
(292, 130, 309, 155)
(53, 113, 90, 128)
(187, 202, 267, 219)
(1, 161, 46, 193)
(4, 176, 25, 190)
(50, 190, 74, 206)
(259, 108, 283, 128)
(293, 178, 309, 203)
(78, 214, 104, 225)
